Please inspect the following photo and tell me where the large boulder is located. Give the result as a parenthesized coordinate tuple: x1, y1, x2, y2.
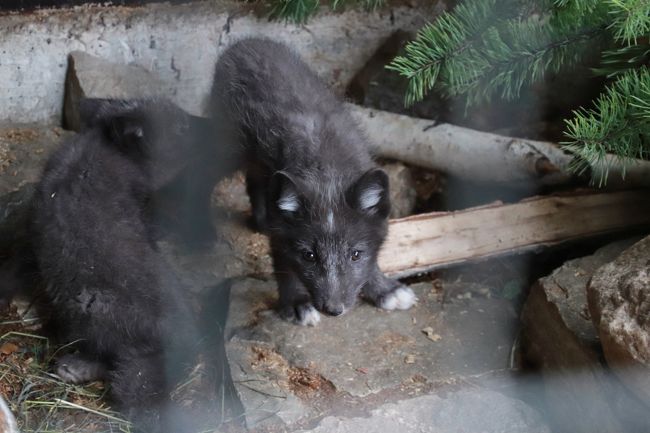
(588, 235, 650, 405)
(522, 238, 650, 433)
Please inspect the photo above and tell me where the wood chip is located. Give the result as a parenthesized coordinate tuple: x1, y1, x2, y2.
(0, 342, 19, 355)
(421, 327, 442, 342)
(404, 354, 416, 364)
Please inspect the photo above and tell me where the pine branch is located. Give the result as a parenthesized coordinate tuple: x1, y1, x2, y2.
(594, 43, 650, 77)
(608, 0, 650, 45)
(563, 67, 650, 186)
(455, 16, 608, 105)
(268, 0, 320, 23)
(387, 0, 524, 106)
(332, 0, 383, 11)
(267, 0, 385, 23)
(388, 0, 609, 106)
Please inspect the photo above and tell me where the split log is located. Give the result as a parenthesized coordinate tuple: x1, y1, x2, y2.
(351, 104, 650, 188)
(378, 190, 650, 278)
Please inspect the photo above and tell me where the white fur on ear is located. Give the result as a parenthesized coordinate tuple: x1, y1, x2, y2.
(359, 185, 383, 210)
(131, 127, 144, 138)
(277, 192, 299, 212)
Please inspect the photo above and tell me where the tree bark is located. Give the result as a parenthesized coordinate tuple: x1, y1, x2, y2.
(351, 104, 650, 188)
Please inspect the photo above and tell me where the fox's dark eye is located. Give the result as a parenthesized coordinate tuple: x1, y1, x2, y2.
(302, 251, 316, 262)
(351, 250, 361, 261)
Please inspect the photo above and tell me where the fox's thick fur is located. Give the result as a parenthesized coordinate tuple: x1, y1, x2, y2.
(211, 38, 416, 325)
(31, 99, 201, 432)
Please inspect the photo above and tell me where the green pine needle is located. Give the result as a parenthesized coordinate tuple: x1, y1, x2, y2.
(268, 0, 385, 23)
(387, 0, 522, 106)
(563, 67, 650, 186)
(268, 0, 321, 23)
(608, 0, 650, 45)
(595, 44, 650, 76)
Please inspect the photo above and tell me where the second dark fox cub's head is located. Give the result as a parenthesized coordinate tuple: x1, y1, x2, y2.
(267, 168, 390, 316)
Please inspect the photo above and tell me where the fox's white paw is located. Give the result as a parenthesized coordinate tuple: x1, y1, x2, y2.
(380, 287, 417, 311)
(297, 305, 321, 326)
(55, 354, 105, 384)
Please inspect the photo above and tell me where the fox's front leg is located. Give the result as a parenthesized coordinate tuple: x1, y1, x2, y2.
(363, 265, 417, 311)
(275, 265, 321, 327)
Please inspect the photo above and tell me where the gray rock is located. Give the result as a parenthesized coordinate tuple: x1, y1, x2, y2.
(299, 388, 551, 433)
(225, 278, 519, 428)
(521, 239, 647, 433)
(588, 235, 650, 405)
(381, 162, 416, 219)
(63, 51, 167, 131)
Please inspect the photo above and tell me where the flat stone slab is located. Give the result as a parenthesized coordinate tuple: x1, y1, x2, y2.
(299, 387, 551, 433)
(225, 278, 519, 428)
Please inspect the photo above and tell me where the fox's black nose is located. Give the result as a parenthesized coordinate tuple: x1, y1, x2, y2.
(325, 305, 345, 316)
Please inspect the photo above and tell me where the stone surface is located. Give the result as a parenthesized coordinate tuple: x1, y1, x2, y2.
(225, 278, 519, 428)
(521, 239, 647, 433)
(299, 388, 551, 433)
(64, 51, 166, 130)
(0, 1, 439, 123)
(380, 162, 416, 219)
(588, 235, 650, 404)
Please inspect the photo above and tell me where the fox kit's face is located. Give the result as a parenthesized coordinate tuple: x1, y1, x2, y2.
(269, 169, 390, 316)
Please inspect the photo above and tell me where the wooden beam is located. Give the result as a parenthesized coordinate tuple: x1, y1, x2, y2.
(379, 190, 650, 278)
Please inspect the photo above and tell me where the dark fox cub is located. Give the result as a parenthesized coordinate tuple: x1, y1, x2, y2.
(79, 97, 219, 247)
(31, 98, 201, 432)
(211, 38, 416, 326)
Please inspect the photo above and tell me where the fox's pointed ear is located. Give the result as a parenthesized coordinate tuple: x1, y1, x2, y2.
(78, 98, 109, 129)
(347, 168, 390, 218)
(109, 115, 146, 144)
(269, 171, 304, 218)
(79, 98, 147, 150)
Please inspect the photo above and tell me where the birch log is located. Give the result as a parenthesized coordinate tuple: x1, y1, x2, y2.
(350, 104, 574, 185)
(351, 104, 650, 188)
(378, 190, 650, 278)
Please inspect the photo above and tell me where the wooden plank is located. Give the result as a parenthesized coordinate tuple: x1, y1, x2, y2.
(378, 190, 650, 277)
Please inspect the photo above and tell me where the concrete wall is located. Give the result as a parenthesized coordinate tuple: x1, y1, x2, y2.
(0, 1, 438, 124)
